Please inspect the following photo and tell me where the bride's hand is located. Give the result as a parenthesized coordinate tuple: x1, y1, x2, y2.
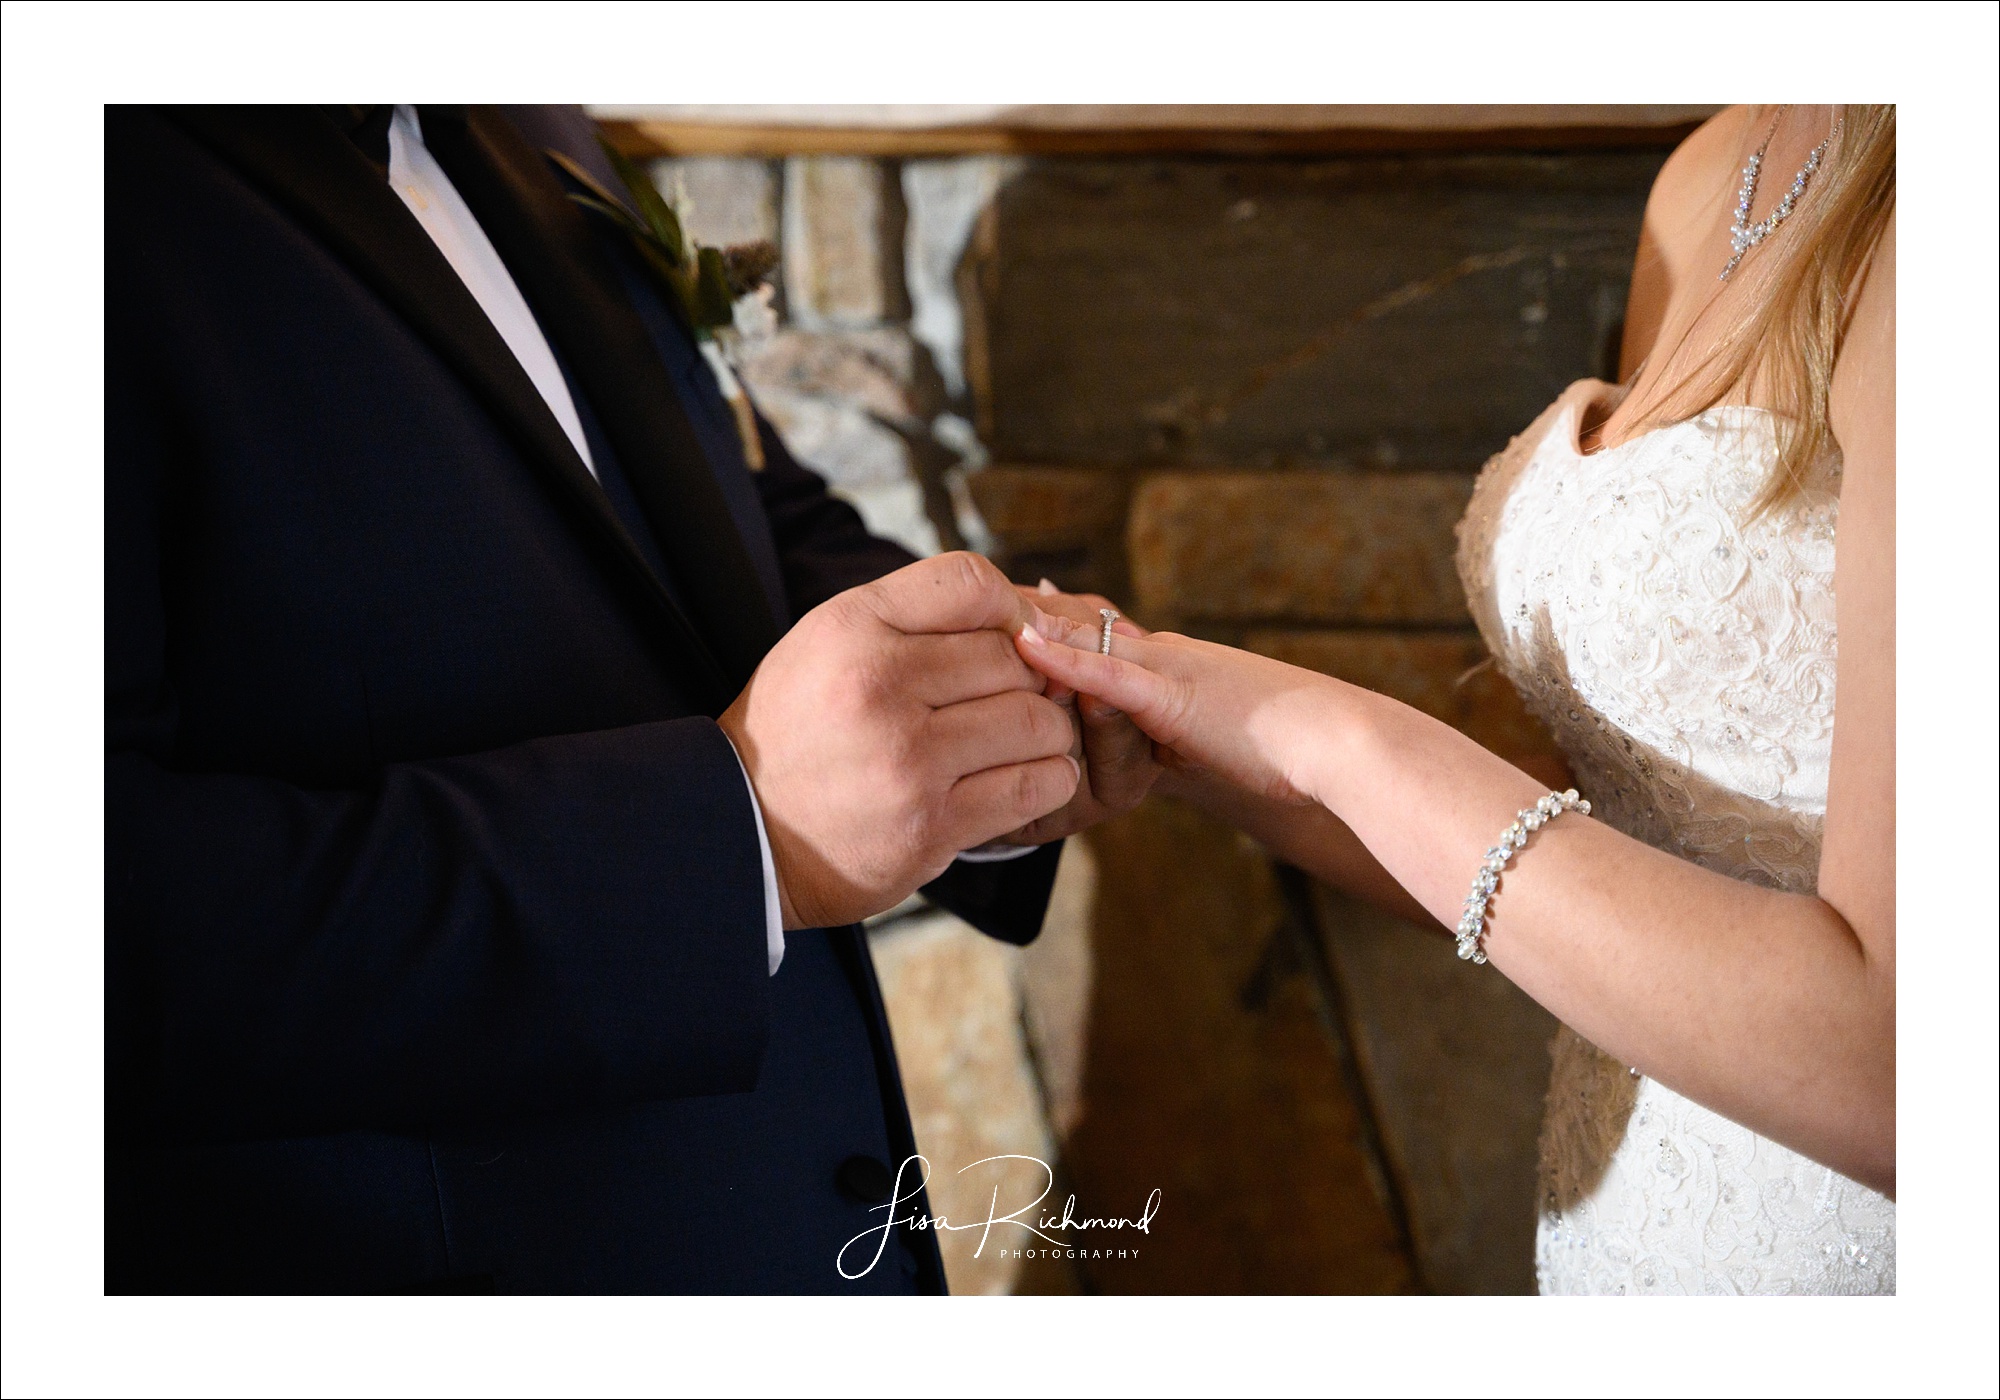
(984, 582, 1163, 843)
(1014, 608, 1339, 807)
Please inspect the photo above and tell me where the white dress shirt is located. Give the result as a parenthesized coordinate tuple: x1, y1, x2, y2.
(383, 107, 1033, 978)
(387, 108, 597, 479)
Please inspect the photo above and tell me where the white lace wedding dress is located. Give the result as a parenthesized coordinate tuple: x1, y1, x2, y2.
(1455, 378, 1895, 1295)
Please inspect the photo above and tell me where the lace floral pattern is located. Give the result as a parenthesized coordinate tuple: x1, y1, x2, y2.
(1455, 380, 1894, 1295)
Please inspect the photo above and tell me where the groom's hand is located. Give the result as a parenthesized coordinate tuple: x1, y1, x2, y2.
(719, 553, 1082, 930)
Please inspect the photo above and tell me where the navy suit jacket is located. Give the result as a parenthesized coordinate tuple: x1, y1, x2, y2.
(104, 105, 1060, 1293)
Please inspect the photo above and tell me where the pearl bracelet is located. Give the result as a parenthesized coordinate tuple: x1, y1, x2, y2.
(1457, 788, 1590, 964)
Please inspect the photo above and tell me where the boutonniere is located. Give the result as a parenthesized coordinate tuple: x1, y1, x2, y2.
(547, 139, 780, 469)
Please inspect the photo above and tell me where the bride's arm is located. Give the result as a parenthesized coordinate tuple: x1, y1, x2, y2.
(1154, 751, 1578, 933)
(1153, 769, 1443, 930)
(1015, 221, 1896, 1196)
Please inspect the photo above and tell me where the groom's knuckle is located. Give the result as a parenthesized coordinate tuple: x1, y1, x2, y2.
(939, 550, 1003, 607)
(827, 583, 880, 636)
(1011, 762, 1056, 816)
(984, 631, 1037, 686)
(939, 631, 1012, 691)
(1020, 694, 1070, 753)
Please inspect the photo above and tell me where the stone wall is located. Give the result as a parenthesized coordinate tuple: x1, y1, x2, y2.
(963, 148, 1667, 1295)
(649, 135, 1673, 1293)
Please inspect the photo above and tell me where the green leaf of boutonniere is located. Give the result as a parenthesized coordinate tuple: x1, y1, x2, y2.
(600, 139, 689, 268)
(546, 140, 764, 337)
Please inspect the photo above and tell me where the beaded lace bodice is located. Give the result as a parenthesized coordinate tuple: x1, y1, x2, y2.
(1456, 379, 1894, 1295)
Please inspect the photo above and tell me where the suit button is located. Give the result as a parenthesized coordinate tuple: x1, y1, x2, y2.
(837, 1154, 894, 1203)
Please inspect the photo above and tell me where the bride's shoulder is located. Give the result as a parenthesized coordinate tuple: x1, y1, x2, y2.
(1645, 107, 1756, 232)
(1660, 108, 1756, 182)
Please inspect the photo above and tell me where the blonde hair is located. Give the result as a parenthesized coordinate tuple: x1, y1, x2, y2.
(1638, 105, 1896, 516)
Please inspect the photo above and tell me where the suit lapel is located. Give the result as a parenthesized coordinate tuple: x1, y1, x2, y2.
(418, 106, 782, 687)
(164, 106, 738, 710)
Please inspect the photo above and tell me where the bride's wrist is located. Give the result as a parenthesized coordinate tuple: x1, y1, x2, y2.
(1292, 675, 1380, 814)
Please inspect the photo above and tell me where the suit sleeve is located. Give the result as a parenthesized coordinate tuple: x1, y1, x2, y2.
(749, 412, 920, 615)
(107, 325, 772, 1147)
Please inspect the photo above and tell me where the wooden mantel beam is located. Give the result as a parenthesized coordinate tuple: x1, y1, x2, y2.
(591, 105, 1720, 160)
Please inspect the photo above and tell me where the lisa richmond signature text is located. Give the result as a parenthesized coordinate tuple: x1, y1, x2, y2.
(838, 1154, 1161, 1280)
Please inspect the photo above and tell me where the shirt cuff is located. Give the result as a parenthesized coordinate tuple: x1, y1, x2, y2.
(721, 733, 785, 976)
(954, 842, 1047, 864)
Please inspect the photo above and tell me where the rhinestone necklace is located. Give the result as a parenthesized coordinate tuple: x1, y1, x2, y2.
(1720, 107, 1840, 281)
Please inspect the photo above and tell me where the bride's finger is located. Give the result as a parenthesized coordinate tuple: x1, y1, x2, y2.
(1018, 603, 1096, 652)
(1013, 603, 1088, 703)
(1014, 624, 1184, 740)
